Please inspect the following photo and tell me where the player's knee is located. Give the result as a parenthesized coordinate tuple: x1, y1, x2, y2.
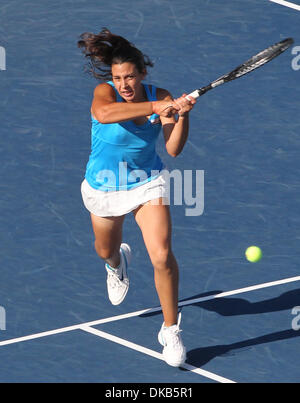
(151, 247, 172, 271)
(94, 241, 115, 260)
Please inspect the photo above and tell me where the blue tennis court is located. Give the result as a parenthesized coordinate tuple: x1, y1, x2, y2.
(1, 0, 300, 384)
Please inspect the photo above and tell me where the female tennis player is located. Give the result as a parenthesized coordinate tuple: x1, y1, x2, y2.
(78, 28, 196, 367)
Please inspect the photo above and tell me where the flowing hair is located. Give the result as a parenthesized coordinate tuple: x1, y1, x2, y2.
(77, 28, 154, 80)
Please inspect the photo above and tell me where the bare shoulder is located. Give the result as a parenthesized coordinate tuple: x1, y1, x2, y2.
(156, 87, 174, 101)
(93, 82, 116, 100)
(91, 82, 116, 117)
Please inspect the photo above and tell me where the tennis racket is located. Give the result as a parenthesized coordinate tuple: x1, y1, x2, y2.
(186, 37, 294, 99)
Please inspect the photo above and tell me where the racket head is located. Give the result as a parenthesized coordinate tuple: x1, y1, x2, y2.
(229, 37, 294, 79)
(188, 37, 294, 99)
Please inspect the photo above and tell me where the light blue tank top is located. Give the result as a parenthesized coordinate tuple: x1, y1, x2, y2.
(85, 81, 164, 191)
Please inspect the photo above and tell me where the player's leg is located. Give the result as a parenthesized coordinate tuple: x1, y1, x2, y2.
(90, 212, 125, 268)
(133, 200, 178, 326)
(133, 199, 186, 366)
(90, 213, 131, 305)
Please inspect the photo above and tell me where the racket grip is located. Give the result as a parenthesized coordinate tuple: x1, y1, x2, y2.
(185, 90, 200, 100)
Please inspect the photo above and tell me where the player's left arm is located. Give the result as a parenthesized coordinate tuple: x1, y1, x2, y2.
(157, 88, 196, 157)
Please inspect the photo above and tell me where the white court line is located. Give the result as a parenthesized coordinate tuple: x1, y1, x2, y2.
(269, 0, 300, 11)
(80, 325, 235, 383)
(1, 275, 300, 347)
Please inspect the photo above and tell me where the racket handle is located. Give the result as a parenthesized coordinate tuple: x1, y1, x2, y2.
(186, 85, 210, 99)
(185, 90, 200, 100)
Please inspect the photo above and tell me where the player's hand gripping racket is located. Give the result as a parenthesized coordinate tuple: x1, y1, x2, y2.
(186, 37, 294, 99)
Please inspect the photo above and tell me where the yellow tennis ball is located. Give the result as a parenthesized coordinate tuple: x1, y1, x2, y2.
(245, 246, 262, 262)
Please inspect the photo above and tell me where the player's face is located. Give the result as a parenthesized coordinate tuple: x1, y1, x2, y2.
(112, 62, 146, 102)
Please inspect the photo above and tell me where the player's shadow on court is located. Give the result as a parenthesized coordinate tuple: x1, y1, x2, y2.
(180, 288, 300, 316)
(141, 289, 300, 368)
(180, 288, 300, 367)
(185, 328, 300, 368)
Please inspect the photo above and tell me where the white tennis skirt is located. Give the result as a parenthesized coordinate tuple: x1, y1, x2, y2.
(81, 171, 169, 217)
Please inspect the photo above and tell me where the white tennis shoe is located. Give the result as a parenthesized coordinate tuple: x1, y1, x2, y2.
(158, 312, 186, 367)
(105, 243, 131, 306)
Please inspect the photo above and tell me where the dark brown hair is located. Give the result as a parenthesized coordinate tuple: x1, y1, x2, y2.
(78, 28, 154, 80)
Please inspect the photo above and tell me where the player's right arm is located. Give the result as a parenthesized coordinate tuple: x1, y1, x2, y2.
(91, 83, 179, 124)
